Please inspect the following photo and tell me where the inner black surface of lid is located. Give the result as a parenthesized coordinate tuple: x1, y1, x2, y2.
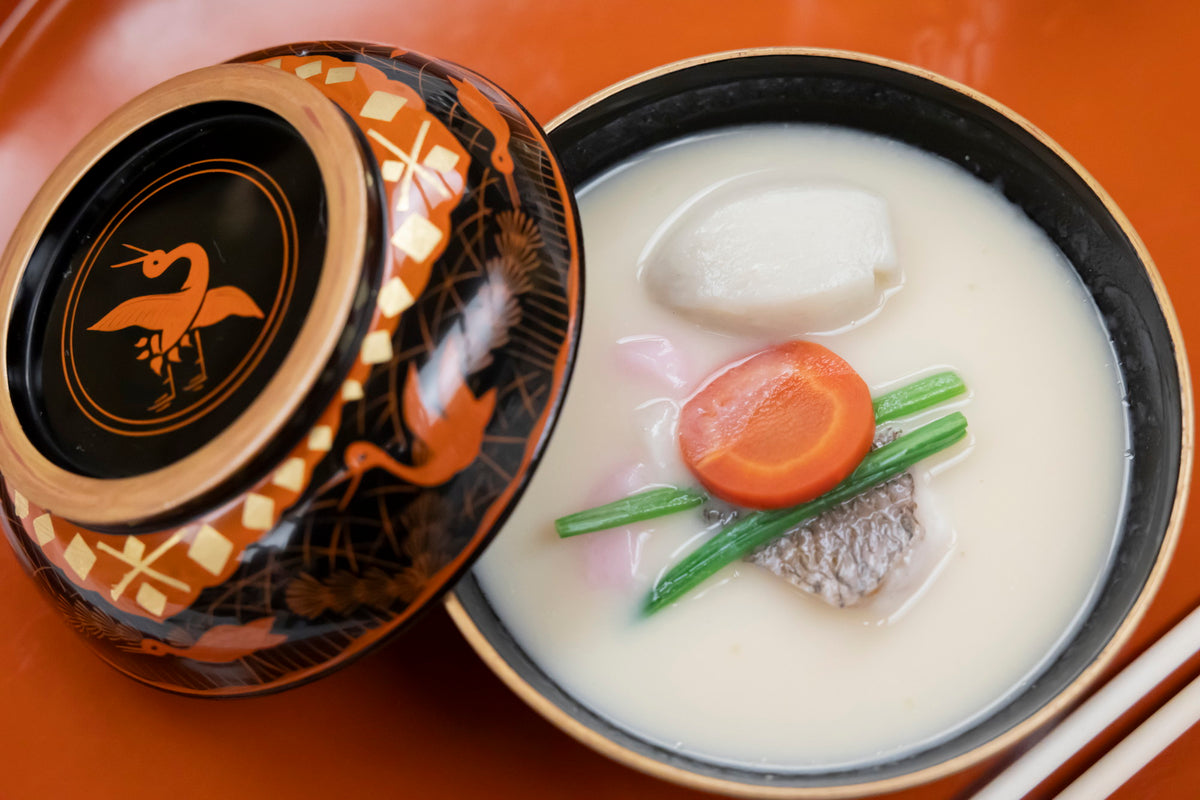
(9, 101, 327, 478)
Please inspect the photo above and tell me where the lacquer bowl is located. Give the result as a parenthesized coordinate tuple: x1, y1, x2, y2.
(0, 41, 580, 695)
(446, 49, 1192, 796)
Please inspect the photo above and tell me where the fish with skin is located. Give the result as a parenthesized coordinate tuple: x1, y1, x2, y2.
(746, 429, 922, 608)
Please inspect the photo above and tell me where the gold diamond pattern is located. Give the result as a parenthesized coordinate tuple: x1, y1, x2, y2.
(13, 491, 27, 519)
(380, 159, 404, 182)
(360, 331, 393, 365)
(294, 60, 323, 79)
(63, 534, 96, 579)
(188, 524, 234, 576)
(360, 91, 407, 122)
(272, 458, 306, 492)
(391, 214, 443, 263)
(122, 536, 145, 560)
(261, 58, 282, 69)
(325, 65, 356, 84)
(32, 513, 55, 546)
(242, 494, 275, 531)
(307, 426, 333, 452)
(342, 380, 364, 401)
(423, 144, 460, 173)
(377, 276, 414, 318)
(135, 582, 168, 617)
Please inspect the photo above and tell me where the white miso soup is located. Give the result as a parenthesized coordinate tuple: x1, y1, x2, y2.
(473, 125, 1127, 769)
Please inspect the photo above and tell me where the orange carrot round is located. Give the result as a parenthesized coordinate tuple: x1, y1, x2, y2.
(678, 341, 874, 510)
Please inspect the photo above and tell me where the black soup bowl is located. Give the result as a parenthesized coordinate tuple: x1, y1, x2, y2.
(446, 49, 1191, 797)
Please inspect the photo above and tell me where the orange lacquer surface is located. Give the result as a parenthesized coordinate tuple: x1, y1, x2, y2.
(0, 1, 1198, 798)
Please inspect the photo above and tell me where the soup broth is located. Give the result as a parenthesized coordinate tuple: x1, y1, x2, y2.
(473, 125, 1128, 768)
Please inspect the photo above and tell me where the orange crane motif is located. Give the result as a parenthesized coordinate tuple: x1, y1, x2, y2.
(339, 358, 497, 508)
(89, 242, 265, 412)
(330, 211, 539, 511)
(124, 616, 287, 663)
(449, 77, 518, 202)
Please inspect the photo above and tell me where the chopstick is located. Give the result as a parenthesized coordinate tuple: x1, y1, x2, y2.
(970, 603, 1200, 800)
(1054, 670, 1200, 799)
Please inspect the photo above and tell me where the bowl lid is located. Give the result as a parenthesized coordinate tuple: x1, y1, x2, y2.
(0, 42, 580, 694)
(0, 62, 377, 525)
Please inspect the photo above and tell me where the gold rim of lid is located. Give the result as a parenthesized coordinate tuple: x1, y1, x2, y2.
(0, 63, 369, 527)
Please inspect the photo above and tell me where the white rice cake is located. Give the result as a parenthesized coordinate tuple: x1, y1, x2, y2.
(640, 178, 899, 334)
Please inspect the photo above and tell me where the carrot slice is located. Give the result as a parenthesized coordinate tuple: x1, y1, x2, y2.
(678, 341, 874, 510)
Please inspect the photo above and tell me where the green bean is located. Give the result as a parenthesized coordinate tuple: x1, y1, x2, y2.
(555, 486, 708, 538)
(872, 370, 967, 423)
(642, 412, 968, 615)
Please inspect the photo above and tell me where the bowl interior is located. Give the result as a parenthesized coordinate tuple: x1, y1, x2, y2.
(451, 51, 1185, 792)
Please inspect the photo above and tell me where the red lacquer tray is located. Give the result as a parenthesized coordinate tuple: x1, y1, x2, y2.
(0, 2, 1197, 798)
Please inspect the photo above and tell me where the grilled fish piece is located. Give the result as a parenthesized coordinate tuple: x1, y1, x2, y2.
(745, 430, 922, 608)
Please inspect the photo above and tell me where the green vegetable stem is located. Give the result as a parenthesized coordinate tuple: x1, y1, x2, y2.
(555, 486, 708, 538)
(872, 370, 966, 424)
(642, 411, 969, 616)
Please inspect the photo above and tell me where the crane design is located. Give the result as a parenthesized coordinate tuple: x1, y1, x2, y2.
(88, 242, 265, 412)
(332, 253, 525, 508)
(338, 358, 498, 507)
(327, 209, 541, 512)
(449, 77, 517, 202)
(122, 616, 287, 663)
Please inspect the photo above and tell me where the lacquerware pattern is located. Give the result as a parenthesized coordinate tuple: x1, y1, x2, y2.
(0, 42, 580, 695)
